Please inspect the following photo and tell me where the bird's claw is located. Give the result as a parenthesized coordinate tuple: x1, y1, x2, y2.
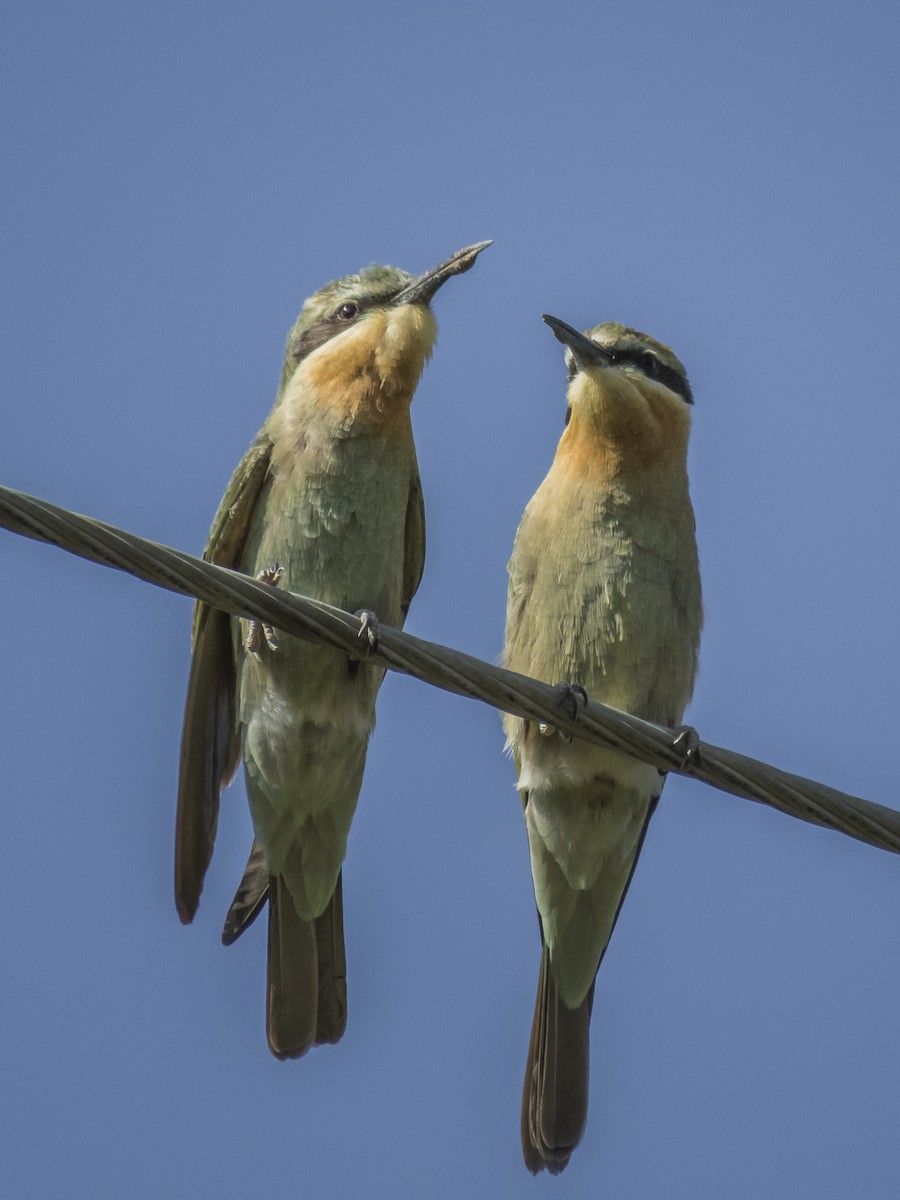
(355, 609, 380, 657)
(245, 563, 283, 654)
(672, 724, 701, 766)
(539, 681, 589, 741)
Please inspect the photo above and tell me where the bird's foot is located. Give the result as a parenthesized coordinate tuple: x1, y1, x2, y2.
(671, 724, 701, 766)
(245, 563, 283, 654)
(540, 681, 588, 742)
(355, 609, 380, 657)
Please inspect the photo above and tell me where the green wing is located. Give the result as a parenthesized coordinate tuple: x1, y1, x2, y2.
(400, 468, 426, 622)
(174, 433, 272, 923)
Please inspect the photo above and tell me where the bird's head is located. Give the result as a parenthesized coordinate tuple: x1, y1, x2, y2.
(543, 315, 693, 472)
(276, 243, 490, 409)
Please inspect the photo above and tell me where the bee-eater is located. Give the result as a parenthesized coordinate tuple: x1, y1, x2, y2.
(503, 316, 702, 1171)
(176, 241, 490, 1059)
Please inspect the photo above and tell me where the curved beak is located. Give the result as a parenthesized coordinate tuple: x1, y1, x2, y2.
(392, 241, 492, 306)
(542, 314, 613, 370)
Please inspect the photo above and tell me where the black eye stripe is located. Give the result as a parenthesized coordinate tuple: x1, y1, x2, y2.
(285, 286, 403, 376)
(605, 348, 693, 405)
(293, 295, 382, 362)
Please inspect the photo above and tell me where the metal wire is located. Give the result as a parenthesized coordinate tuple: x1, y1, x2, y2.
(2, 481, 899, 856)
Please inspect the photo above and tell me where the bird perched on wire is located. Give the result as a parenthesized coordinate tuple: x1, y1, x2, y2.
(502, 315, 702, 1172)
(175, 241, 490, 1059)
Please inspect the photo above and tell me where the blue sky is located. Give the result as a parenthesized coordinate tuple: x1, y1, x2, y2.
(2, 2, 899, 1196)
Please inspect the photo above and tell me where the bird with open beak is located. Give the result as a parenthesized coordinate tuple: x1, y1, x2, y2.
(176, 241, 491, 1058)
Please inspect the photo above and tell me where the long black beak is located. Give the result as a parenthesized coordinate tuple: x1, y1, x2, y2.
(392, 241, 492, 306)
(542, 314, 613, 369)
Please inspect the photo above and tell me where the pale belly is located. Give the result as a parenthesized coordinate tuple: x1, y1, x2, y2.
(233, 441, 414, 916)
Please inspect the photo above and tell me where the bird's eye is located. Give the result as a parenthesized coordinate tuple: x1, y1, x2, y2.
(336, 302, 359, 320)
(642, 352, 659, 377)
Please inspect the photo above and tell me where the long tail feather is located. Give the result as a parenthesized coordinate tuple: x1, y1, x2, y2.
(264, 873, 347, 1058)
(521, 944, 593, 1174)
(221, 841, 269, 946)
(266, 875, 318, 1059)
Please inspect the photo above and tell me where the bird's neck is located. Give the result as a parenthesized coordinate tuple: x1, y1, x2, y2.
(559, 376, 692, 482)
(280, 306, 436, 433)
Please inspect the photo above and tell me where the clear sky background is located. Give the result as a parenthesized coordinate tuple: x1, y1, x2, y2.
(2, 3, 899, 1197)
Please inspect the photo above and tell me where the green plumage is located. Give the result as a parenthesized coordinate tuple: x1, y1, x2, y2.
(175, 242, 488, 1059)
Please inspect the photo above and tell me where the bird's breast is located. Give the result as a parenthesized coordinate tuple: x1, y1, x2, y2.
(504, 466, 701, 736)
(259, 420, 414, 614)
(237, 423, 416, 728)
